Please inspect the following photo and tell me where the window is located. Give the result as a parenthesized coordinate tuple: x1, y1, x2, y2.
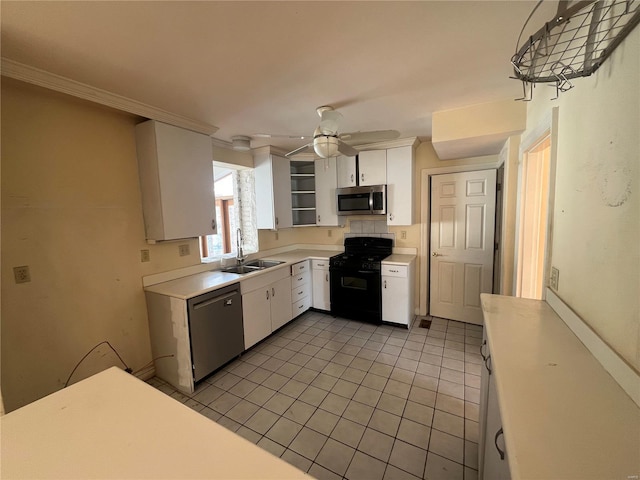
(200, 164, 258, 262)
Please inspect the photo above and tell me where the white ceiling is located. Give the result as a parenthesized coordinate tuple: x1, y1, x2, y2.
(1, 1, 559, 154)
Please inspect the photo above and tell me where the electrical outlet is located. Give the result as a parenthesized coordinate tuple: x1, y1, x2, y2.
(401, 231, 407, 240)
(140, 249, 150, 262)
(14, 265, 31, 284)
(550, 267, 559, 290)
(178, 244, 190, 257)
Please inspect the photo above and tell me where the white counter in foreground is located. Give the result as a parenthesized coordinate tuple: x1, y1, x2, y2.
(0, 367, 309, 479)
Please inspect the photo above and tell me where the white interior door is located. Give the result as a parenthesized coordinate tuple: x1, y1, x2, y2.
(430, 170, 497, 325)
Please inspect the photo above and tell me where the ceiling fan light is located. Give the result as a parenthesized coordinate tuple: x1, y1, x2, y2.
(313, 135, 339, 158)
(231, 135, 251, 151)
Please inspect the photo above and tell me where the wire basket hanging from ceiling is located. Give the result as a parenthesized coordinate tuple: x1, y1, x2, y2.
(511, 0, 640, 100)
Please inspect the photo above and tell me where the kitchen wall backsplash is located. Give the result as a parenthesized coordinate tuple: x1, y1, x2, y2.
(346, 219, 395, 243)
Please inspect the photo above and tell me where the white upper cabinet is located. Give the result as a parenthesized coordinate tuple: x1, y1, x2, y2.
(314, 157, 341, 226)
(336, 155, 357, 187)
(254, 151, 292, 230)
(386, 145, 414, 225)
(135, 120, 216, 241)
(358, 150, 387, 186)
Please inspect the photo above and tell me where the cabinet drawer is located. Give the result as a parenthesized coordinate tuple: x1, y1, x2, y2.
(292, 295, 311, 317)
(291, 260, 309, 276)
(381, 264, 408, 278)
(312, 259, 330, 270)
(291, 283, 310, 303)
(291, 270, 311, 289)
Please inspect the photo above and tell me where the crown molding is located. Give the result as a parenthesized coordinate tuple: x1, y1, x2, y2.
(1, 58, 218, 136)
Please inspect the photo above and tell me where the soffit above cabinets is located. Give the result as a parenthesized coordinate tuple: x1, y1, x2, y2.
(431, 100, 527, 160)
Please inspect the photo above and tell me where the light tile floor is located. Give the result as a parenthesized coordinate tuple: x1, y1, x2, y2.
(147, 311, 483, 480)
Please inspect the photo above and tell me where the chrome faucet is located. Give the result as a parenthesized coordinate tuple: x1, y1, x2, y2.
(236, 228, 246, 265)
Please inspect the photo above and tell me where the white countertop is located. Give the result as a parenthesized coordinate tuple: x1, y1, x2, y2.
(481, 294, 640, 480)
(381, 254, 416, 265)
(145, 249, 335, 299)
(0, 367, 308, 479)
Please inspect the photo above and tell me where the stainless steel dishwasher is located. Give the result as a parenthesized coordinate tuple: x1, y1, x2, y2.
(187, 283, 244, 383)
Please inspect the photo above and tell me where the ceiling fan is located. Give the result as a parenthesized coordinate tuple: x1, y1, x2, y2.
(285, 106, 400, 158)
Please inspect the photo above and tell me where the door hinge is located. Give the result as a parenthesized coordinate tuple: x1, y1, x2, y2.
(495, 242, 499, 251)
(496, 183, 502, 192)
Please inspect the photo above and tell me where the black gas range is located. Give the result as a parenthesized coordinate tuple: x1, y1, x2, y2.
(329, 237, 393, 323)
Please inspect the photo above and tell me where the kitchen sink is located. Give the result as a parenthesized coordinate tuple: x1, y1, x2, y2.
(244, 259, 285, 269)
(222, 265, 262, 275)
(221, 259, 284, 275)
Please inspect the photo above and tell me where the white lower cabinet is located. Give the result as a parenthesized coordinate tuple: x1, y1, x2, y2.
(479, 336, 511, 480)
(291, 261, 311, 318)
(311, 259, 330, 311)
(381, 258, 415, 326)
(241, 267, 292, 349)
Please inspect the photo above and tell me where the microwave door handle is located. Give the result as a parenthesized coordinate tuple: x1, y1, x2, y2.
(369, 191, 374, 213)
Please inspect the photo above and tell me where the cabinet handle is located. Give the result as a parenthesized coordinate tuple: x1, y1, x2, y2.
(275, 217, 279, 226)
(298, 290, 303, 295)
(266, 290, 270, 300)
(272, 287, 276, 297)
(211, 219, 216, 230)
(325, 273, 329, 282)
(298, 276, 303, 281)
(361, 173, 365, 183)
(350, 173, 354, 183)
(298, 303, 304, 309)
(389, 213, 394, 221)
(384, 280, 387, 289)
(484, 354, 492, 375)
(317, 263, 325, 267)
(480, 339, 487, 362)
(318, 215, 321, 222)
(494, 428, 505, 460)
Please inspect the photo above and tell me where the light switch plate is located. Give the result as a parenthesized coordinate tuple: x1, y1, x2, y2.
(14, 265, 31, 284)
(550, 267, 559, 290)
(178, 244, 190, 256)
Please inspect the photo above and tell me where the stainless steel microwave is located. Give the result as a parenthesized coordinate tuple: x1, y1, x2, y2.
(336, 185, 387, 216)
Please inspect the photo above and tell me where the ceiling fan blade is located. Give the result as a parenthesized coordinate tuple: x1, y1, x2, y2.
(336, 139, 359, 157)
(339, 130, 401, 145)
(253, 133, 311, 139)
(319, 110, 343, 136)
(285, 142, 314, 157)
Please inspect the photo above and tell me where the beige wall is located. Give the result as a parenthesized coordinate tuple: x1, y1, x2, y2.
(523, 28, 639, 370)
(1, 79, 203, 411)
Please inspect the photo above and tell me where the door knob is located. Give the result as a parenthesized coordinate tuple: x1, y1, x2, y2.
(432, 252, 441, 257)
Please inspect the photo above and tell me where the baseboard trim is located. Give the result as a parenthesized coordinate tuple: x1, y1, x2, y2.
(133, 365, 156, 382)
(546, 288, 640, 407)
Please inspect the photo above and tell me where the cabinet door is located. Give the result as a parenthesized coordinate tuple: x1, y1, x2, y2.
(272, 155, 293, 229)
(336, 155, 357, 187)
(478, 332, 491, 477)
(386, 145, 414, 226)
(254, 154, 292, 230)
(242, 288, 272, 349)
(315, 157, 341, 226)
(270, 276, 293, 331)
(136, 120, 217, 241)
(358, 150, 387, 186)
(312, 267, 331, 311)
(483, 372, 511, 479)
(382, 275, 409, 325)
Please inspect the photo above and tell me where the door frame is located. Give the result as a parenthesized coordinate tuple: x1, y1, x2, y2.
(513, 107, 559, 299)
(419, 161, 501, 316)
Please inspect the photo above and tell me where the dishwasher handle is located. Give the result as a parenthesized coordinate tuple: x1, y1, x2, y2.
(192, 291, 238, 310)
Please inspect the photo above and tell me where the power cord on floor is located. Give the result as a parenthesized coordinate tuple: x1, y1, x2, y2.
(64, 340, 131, 388)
